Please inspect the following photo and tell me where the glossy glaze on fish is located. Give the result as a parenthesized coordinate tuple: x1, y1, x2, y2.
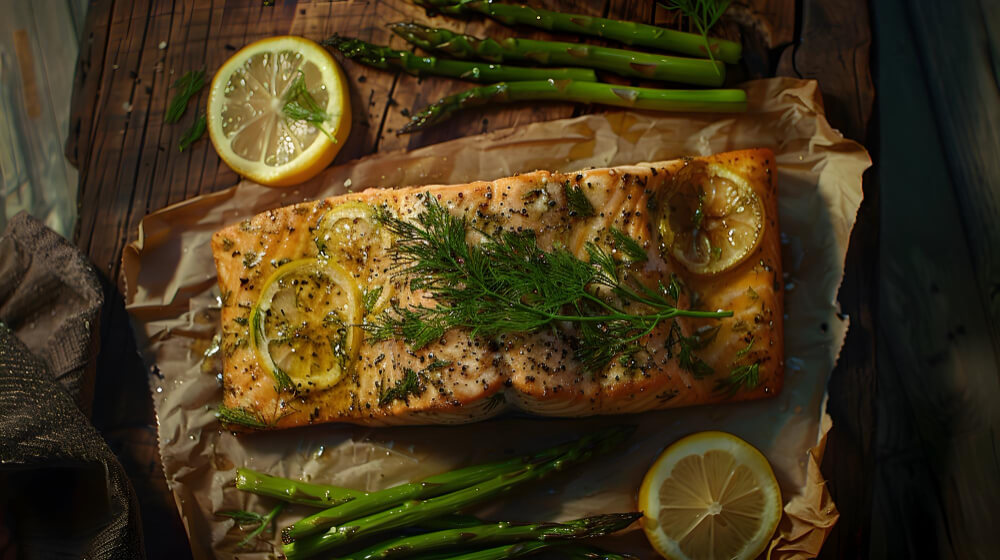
(212, 149, 783, 428)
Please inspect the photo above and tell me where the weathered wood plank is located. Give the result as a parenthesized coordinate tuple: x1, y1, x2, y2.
(869, 0, 1000, 558)
(772, 1, 877, 558)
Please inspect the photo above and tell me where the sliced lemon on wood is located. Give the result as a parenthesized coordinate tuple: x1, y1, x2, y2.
(313, 201, 394, 315)
(659, 163, 764, 275)
(639, 431, 782, 560)
(207, 36, 351, 187)
(251, 258, 362, 393)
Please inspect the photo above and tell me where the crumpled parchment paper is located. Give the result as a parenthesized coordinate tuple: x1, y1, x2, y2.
(122, 78, 870, 559)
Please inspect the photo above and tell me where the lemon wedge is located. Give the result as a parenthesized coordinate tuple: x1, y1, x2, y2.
(207, 36, 351, 187)
(639, 431, 782, 560)
(659, 163, 764, 275)
(251, 258, 361, 393)
(313, 201, 394, 315)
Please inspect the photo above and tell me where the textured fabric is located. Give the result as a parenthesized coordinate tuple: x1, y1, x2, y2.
(0, 212, 144, 559)
(0, 212, 103, 414)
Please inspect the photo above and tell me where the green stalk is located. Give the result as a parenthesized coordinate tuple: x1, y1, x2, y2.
(390, 22, 725, 86)
(284, 437, 591, 541)
(236, 468, 364, 508)
(553, 543, 637, 559)
(414, 0, 741, 64)
(399, 80, 746, 133)
(412, 542, 553, 560)
(335, 514, 640, 560)
(282, 426, 634, 559)
(323, 34, 598, 83)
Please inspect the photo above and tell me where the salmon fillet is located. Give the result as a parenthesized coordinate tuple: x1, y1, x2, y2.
(213, 149, 783, 428)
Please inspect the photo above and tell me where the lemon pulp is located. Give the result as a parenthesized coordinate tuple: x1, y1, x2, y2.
(639, 431, 782, 560)
(251, 259, 361, 393)
(659, 163, 764, 275)
(207, 36, 351, 187)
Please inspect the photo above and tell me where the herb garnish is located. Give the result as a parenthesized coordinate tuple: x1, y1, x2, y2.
(217, 404, 271, 429)
(563, 182, 595, 217)
(610, 226, 648, 263)
(715, 362, 760, 395)
(283, 71, 336, 142)
(661, 0, 733, 72)
(379, 367, 422, 406)
(165, 70, 205, 123)
(218, 503, 285, 548)
(368, 195, 732, 372)
(178, 113, 206, 151)
(363, 286, 384, 315)
(666, 322, 716, 378)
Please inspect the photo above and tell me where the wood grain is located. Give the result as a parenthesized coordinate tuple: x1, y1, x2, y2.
(64, 2, 874, 558)
(869, 0, 1000, 557)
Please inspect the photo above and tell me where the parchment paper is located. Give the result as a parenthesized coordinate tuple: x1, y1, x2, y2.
(122, 78, 869, 559)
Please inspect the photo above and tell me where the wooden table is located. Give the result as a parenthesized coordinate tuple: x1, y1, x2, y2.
(67, 1, 876, 558)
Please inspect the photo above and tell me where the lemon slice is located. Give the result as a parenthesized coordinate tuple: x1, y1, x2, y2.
(639, 431, 782, 560)
(314, 201, 394, 314)
(207, 36, 351, 187)
(251, 258, 362, 393)
(659, 163, 764, 275)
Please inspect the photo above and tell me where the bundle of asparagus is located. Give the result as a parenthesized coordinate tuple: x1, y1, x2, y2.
(220, 426, 640, 559)
(320, 0, 744, 132)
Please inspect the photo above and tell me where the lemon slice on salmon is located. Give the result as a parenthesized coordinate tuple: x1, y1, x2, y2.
(314, 201, 394, 315)
(659, 163, 764, 275)
(251, 258, 362, 393)
(207, 36, 351, 187)
(639, 431, 782, 560)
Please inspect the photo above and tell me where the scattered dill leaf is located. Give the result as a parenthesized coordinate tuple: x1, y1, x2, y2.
(666, 322, 717, 378)
(233, 316, 249, 326)
(710, 245, 723, 260)
(363, 286, 384, 315)
(563, 182, 595, 217)
(715, 362, 760, 395)
(283, 70, 336, 142)
(735, 336, 754, 358)
(217, 405, 270, 429)
(218, 502, 285, 548)
(178, 113, 206, 151)
(242, 250, 260, 269)
(425, 359, 452, 371)
(379, 368, 423, 406)
(661, 0, 734, 73)
(610, 227, 648, 263)
(165, 70, 205, 123)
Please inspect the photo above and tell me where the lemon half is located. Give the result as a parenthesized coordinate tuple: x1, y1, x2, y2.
(251, 259, 362, 393)
(207, 36, 351, 187)
(639, 431, 782, 560)
(659, 163, 764, 276)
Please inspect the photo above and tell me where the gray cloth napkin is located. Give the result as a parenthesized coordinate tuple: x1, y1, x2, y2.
(0, 212, 144, 559)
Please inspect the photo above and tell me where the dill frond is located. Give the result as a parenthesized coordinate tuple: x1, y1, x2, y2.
(282, 71, 336, 142)
(178, 113, 206, 151)
(165, 70, 205, 123)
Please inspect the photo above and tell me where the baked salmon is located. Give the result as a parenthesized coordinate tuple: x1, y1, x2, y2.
(212, 148, 783, 429)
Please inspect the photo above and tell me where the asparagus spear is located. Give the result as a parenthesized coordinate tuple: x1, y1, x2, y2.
(323, 34, 598, 83)
(553, 543, 638, 559)
(282, 425, 634, 559)
(413, 0, 741, 64)
(410, 542, 551, 560)
(284, 437, 586, 541)
(398, 80, 746, 133)
(390, 22, 725, 86)
(334, 513, 641, 560)
(236, 467, 363, 508)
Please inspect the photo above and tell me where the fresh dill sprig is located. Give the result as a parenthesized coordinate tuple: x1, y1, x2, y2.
(715, 362, 760, 395)
(282, 70, 336, 143)
(363, 286, 384, 315)
(368, 195, 732, 372)
(661, 0, 733, 73)
(563, 182, 595, 217)
(218, 503, 285, 548)
(178, 113, 206, 151)
(610, 227, 648, 263)
(217, 404, 271, 429)
(379, 368, 423, 406)
(165, 70, 205, 123)
(665, 322, 717, 378)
